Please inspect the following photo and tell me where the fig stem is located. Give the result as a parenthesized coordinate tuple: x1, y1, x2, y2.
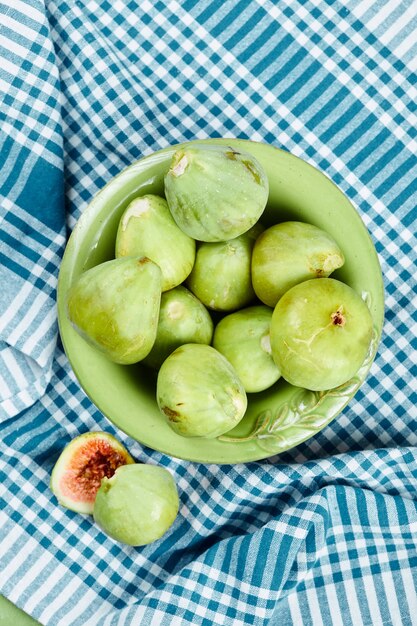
(171, 153, 188, 177)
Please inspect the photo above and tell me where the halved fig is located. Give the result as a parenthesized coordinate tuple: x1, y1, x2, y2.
(50, 432, 134, 515)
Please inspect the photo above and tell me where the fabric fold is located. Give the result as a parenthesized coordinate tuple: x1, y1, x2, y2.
(0, 0, 65, 418)
(0, 1, 416, 625)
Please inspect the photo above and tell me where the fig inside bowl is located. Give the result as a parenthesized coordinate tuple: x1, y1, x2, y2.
(57, 139, 384, 463)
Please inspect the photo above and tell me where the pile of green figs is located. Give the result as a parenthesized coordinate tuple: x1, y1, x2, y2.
(67, 143, 374, 440)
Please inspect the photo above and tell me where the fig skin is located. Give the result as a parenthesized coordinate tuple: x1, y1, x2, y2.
(50, 432, 135, 515)
(66, 257, 162, 364)
(186, 224, 262, 312)
(164, 144, 269, 242)
(213, 305, 280, 393)
(252, 221, 345, 307)
(270, 278, 373, 391)
(115, 194, 196, 292)
(94, 464, 179, 546)
(144, 286, 213, 369)
(157, 344, 247, 438)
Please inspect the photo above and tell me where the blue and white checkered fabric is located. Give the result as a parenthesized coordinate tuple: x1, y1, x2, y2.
(1, 1, 417, 624)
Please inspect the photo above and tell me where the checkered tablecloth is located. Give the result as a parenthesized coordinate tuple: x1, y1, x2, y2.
(1, 1, 417, 624)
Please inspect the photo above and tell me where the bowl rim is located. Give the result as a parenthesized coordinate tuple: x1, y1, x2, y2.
(57, 138, 385, 463)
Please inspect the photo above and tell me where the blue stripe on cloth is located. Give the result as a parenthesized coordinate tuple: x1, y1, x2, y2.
(15, 157, 64, 232)
(1, 3, 65, 418)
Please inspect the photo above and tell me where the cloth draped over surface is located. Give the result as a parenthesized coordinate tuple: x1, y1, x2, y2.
(1, 1, 416, 624)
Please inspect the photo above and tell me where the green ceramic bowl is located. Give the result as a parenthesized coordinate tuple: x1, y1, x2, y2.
(57, 139, 384, 463)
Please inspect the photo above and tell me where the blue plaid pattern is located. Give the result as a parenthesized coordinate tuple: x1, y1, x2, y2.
(1, 0, 417, 624)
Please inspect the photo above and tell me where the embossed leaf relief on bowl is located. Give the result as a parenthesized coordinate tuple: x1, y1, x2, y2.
(58, 140, 384, 463)
(219, 327, 379, 454)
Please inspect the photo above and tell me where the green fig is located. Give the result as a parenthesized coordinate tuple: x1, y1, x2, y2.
(94, 464, 179, 546)
(186, 225, 262, 312)
(157, 344, 247, 438)
(252, 221, 345, 307)
(115, 194, 196, 291)
(270, 278, 373, 391)
(66, 257, 162, 364)
(144, 286, 214, 369)
(213, 306, 280, 393)
(164, 144, 269, 242)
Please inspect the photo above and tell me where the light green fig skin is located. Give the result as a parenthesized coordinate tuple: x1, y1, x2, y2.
(66, 257, 162, 364)
(252, 221, 345, 307)
(93, 464, 179, 546)
(157, 344, 247, 438)
(143, 286, 214, 369)
(164, 144, 269, 242)
(115, 194, 196, 291)
(270, 278, 373, 391)
(213, 305, 280, 393)
(186, 224, 263, 312)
